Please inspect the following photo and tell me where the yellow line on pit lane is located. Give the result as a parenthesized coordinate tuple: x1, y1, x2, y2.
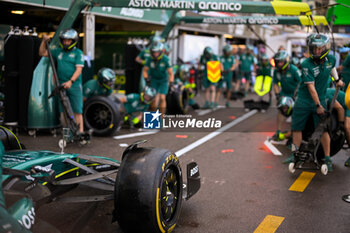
(289, 171, 316, 192)
(254, 215, 285, 233)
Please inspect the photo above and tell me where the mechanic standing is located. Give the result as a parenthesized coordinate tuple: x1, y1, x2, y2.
(217, 44, 238, 108)
(338, 52, 350, 89)
(284, 34, 344, 171)
(136, 36, 164, 92)
(39, 29, 84, 133)
(235, 45, 256, 97)
(271, 51, 301, 142)
(83, 67, 115, 101)
(256, 53, 273, 104)
(199, 47, 220, 109)
(143, 41, 174, 115)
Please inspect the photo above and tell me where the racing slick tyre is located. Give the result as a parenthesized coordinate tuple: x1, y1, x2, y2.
(302, 110, 345, 160)
(114, 147, 183, 233)
(0, 127, 23, 150)
(83, 95, 121, 136)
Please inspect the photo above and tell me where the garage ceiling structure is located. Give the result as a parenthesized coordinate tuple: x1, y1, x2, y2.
(0, 1, 166, 33)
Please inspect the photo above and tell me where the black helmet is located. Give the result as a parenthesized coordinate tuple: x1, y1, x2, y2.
(277, 96, 294, 117)
(141, 86, 157, 104)
(59, 28, 78, 51)
(97, 68, 116, 90)
(274, 50, 290, 71)
(150, 41, 164, 60)
(203, 47, 213, 59)
(308, 33, 330, 63)
(223, 44, 232, 56)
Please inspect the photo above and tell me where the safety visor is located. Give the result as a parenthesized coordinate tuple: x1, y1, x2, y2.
(143, 93, 153, 103)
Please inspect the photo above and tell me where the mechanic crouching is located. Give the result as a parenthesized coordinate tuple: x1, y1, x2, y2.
(119, 86, 157, 128)
(284, 33, 344, 172)
(83, 67, 116, 101)
(272, 51, 301, 143)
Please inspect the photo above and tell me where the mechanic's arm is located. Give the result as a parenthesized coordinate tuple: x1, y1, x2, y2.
(272, 70, 280, 97)
(197, 63, 202, 71)
(119, 96, 127, 103)
(230, 63, 235, 72)
(143, 66, 150, 83)
(337, 65, 344, 73)
(62, 66, 83, 89)
(135, 56, 145, 65)
(273, 84, 280, 95)
(331, 67, 344, 88)
(306, 82, 324, 115)
(39, 34, 50, 57)
(168, 67, 174, 83)
(233, 60, 239, 70)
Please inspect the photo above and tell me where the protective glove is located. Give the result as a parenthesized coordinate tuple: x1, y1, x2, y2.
(168, 82, 175, 93)
(275, 93, 281, 103)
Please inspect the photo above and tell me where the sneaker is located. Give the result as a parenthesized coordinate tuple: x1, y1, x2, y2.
(283, 153, 295, 164)
(271, 130, 285, 141)
(225, 101, 230, 108)
(202, 101, 210, 109)
(345, 157, 350, 167)
(324, 156, 333, 172)
(286, 138, 293, 150)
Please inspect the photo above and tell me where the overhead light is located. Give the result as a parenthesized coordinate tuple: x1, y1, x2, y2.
(224, 34, 233, 39)
(11, 10, 25, 15)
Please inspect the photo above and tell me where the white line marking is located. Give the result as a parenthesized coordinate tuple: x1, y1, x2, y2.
(197, 109, 211, 116)
(175, 110, 258, 157)
(113, 130, 159, 140)
(270, 139, 287, 145)
(264, 140, 282, 156)
(196, 106, 225, 116)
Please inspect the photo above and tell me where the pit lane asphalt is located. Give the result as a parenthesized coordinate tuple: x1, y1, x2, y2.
(17, 93, 350, 233)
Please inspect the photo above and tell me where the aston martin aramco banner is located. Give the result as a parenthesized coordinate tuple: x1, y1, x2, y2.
(107, 0, 312, 15)
(180, 16, 328, 26)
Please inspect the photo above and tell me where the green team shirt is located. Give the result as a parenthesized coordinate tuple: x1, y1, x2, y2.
(220, 55, 235, 79)
(145, 55, 171, 81)
(83, 79, 112, 99)
(341, 54, 350, 88)
(124, 93, 149, 114)
(239, 53, 255, 72)
(51, 47, 84, 86)
(273, 64, 301, 97)
(297, 55, 336, 103)
(137, 48, 151, 64)
(326, 88, 350, 117)
(257, 63, 272, 77)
